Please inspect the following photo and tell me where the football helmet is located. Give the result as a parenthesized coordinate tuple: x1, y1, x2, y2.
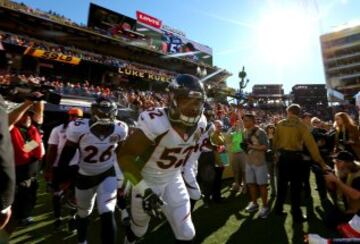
(168, 74, 206, 127)
(90, 97, 117, 126)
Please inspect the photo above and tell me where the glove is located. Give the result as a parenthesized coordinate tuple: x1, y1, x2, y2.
(142, 188, 165, 219)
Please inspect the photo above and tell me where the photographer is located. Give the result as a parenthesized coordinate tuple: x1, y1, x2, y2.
(311, 117, 330, 200)
(242, 114, 270, 219)
(8, 95, 44, 226)
(323, 151, 360, 229)
(0, 99, 15, 230)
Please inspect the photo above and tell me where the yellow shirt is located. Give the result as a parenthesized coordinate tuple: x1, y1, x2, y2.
(273, 116, 325, 166)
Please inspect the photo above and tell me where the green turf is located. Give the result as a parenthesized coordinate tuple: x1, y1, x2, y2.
(5, 173, 337, 244)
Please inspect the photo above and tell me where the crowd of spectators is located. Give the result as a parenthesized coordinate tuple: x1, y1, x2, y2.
(0, 0, 157, 53)
(1, 0, 83, 28)
(0, 31, 177, 81)
(0, 31, 125, 67)
(1, 70, 360, 243)
(1, 71, 358, 126)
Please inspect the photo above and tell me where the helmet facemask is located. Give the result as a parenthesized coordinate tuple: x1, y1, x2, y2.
(169, 90, 205, 127)
(90, 100, 117, 128)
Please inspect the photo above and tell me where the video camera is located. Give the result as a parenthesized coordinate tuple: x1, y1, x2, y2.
(0, 82, 61, 104)
(240, 141, 250, 153)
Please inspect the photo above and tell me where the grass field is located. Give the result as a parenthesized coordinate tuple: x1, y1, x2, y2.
(5, 174, 339, 244)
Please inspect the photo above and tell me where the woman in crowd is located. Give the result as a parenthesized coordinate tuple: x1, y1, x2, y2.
(334, 112, 360, 160)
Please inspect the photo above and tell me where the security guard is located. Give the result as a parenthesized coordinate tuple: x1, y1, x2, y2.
(273, 104, 327, 222)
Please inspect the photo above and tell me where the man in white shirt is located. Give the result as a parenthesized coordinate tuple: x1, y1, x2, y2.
(45, 107, 83, 230)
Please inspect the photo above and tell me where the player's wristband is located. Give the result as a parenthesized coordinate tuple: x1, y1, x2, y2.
(135, 180, 149, 196)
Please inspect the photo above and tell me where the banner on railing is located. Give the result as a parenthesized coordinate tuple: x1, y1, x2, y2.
(24, 47, 81, 65)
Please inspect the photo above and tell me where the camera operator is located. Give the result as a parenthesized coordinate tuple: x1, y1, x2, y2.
(311, 117, 330, 200)
(323, 151, 360, 230)
(8, 94, 44, 226)
(0, 98, 15, 231)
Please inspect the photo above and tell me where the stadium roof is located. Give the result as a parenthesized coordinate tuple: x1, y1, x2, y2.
(0, 4, 231, 84)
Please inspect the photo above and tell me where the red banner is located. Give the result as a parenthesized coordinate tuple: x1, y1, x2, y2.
(136, 11, 162, 29)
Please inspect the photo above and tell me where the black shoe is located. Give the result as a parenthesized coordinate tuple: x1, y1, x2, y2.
(274, 209, 287, 216)
(274, 206, 286, 216)
(68, 216, 77, 233)
(213, 197, 224, 203)
(54, 218, 62, 231)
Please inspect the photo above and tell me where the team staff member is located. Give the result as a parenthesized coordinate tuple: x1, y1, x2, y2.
(273, 104, 327, 222)
(9, 97, 44, 226)
(45, 107, 83, 229)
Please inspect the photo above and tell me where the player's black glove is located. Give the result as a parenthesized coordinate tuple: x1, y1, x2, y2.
(142, 188, 165, 219)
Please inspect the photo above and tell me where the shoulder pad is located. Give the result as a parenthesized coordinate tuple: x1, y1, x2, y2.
(115, 120, 129, 139)
(66, 118, 89, 143)
(197, 114, 208, 134)
(137, 108, 169, 142)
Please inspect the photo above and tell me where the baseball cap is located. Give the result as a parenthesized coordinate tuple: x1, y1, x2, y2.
(68, 107, 83, 117)
(333, 151, 355, 162)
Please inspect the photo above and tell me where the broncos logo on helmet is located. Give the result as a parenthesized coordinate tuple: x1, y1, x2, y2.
(168, 74, 206, 127)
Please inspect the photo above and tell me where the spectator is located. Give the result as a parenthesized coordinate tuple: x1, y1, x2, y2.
(334, 112, 360, 160)
(242, 114, 270, 219)
(8, 97, 44, 226)
(209, 120, 226, 203)
(226, 118, 246, 195)
(302, 113, 313, 199)
(323, 151, 360, 230)
(265, 124, 277, 196)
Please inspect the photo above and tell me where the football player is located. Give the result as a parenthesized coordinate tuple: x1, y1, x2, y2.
(58, 97, 128, 244)
(182, 104, 215, 211)
(161, 31, 183, 54)
(117, 74, 207, 244)
(45, 107, 83, 230)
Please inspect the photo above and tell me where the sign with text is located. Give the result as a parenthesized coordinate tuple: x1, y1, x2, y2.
(136, 11, 162, 29)
(118, 65, 174, 83)
(24, 47, 81, 65)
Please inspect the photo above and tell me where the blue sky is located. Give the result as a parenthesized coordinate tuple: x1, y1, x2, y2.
(15, 0, 360, 92)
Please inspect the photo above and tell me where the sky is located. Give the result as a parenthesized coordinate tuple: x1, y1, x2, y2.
(15, 0, 360, 92)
